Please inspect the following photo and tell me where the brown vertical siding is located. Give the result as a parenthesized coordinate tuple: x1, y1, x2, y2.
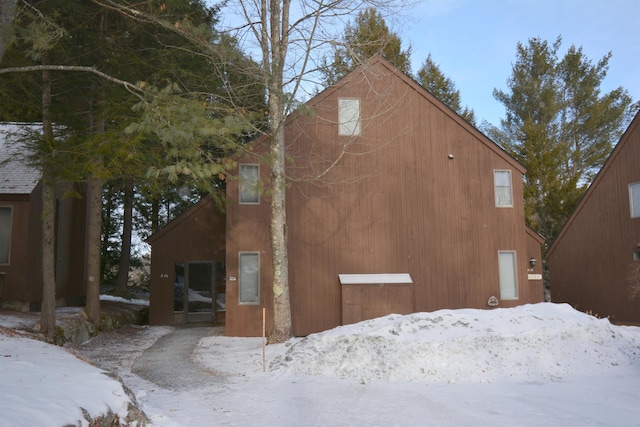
(224, 160, 274, 336)
(148, 197, 226, 325)
(0, 198, 37, 305)
(0, 182, 87, 309)
(225, 56, 541, 337)
(548, 112, 640, 324)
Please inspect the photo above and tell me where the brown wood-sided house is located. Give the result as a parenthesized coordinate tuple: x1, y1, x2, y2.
(148, 55, 545, 336)
(147, 196, 227, 325)
(0, 124, 87, 311)
(547, 110, 640, 324)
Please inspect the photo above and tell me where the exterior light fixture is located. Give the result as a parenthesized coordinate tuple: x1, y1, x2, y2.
(529, 258, 537, 268)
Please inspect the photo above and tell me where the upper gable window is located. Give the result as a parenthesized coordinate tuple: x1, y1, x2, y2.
(0, 206, 12, 265)
(630, 182, 640, 218)
(338, 98, 361, 136)
(494, 170, 513, 207)
(239, 164, 259, 204)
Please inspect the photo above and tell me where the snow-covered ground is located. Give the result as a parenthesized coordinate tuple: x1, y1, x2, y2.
(1, 302, 640, 426)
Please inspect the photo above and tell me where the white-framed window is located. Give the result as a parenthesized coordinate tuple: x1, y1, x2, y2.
(629, 182, 640, 218)
(239, 252, 259, 304)
(338, 98, 361, 136)
(239, 164, 259, 204)
(498, 251, 518, 300)
(494, 170, 513, 207)
(0, 206, 12, 265)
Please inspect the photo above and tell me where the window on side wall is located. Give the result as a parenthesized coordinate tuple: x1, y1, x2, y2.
(239, 164, 259, 204)
(239, 252, 259, 304)
(0, 206, 12, 265)
(629, 182, 640, 218)
(494, 170, 513, 207)
(338, 98, 361, 136)
(498, 251, 518, 300)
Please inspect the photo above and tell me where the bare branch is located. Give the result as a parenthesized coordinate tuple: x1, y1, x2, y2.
(0, 64, 144, 99)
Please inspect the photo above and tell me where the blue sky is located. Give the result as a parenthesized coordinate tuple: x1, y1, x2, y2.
(396, 0, 640, 127)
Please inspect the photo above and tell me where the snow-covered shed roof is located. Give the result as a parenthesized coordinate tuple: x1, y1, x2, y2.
(0, 123, 41, 195)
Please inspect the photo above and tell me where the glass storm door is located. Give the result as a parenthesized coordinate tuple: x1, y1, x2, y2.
(186, 262, 214, 322)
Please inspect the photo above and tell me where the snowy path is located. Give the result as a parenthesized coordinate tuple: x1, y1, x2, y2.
(132, 327, 225, 391)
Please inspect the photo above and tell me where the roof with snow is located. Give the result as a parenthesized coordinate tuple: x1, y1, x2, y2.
(0, 123, 41, 195)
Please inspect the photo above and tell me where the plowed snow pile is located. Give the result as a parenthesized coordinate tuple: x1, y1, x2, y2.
(270, 303, 640, 383)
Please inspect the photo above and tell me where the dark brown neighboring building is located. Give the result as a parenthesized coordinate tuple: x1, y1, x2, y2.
(547, 110, 640, 324)
(0, 124, 87, 311)
(149, 55, 545, 335)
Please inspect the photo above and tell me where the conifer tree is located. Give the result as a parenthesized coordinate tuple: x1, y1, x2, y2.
(321, 7, 411, 85)
(416, 54, 476, 125)
(0, 0, 262, 329)
(488, 36, 638, 243)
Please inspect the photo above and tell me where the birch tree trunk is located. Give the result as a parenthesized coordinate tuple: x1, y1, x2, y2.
(264, 0, 292, 343)
(269, 116, 292, 342)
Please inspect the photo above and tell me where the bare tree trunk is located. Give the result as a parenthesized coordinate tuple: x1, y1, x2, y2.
(40, 172, 57, 335)
(84, 8, 108, 323)
(266, 0, 292, 343)
(269, 120, 292, 342)
(116, 178, 133, 293)
(151, 195, 160, 234)
(39, 55, 57, 337)
(0, 0, 18, 63)
(84, 175, 103, 322)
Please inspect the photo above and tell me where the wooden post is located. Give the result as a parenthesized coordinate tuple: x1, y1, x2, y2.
(262, 307, 266, 372)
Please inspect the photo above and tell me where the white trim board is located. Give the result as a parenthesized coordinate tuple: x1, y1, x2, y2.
(338, 273, 413, 285)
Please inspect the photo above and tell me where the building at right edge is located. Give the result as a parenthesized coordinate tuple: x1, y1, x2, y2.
(547, 110, 640, 324)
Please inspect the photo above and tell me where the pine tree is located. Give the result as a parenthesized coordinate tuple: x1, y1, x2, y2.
(0, 0, 263, 328)
(489, 36, 638, 243)
(321, 7, 411, 85)
(416, 54, 476, 125)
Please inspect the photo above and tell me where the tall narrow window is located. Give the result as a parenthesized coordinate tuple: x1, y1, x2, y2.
(338, 98, 360, 136)
(629, 182, 640, 218)
(498, 251, 518, 300)
(494, 170, 513, 207)
(239, 164, 259, 204)
(0, 207, 12, 265)
(173, 262, 185, 312)
(239, 252, 259, 304)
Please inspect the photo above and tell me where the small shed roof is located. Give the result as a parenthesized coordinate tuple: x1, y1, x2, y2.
(0, 123, 41, 195)
(338, 273, 413, 285)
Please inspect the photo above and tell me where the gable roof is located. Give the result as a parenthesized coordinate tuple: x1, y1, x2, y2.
(0, 123, 41, 195)
(240, 55, 526, 175)
(314, 55, 525, 173)
(146, 195, 222, 245)
(546, 109, 640, 257)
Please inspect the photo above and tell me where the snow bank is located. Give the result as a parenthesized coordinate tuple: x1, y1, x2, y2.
(100, 294, 149, 306)
(0, 333, 134, 427)
(271, 303, 640, 383)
